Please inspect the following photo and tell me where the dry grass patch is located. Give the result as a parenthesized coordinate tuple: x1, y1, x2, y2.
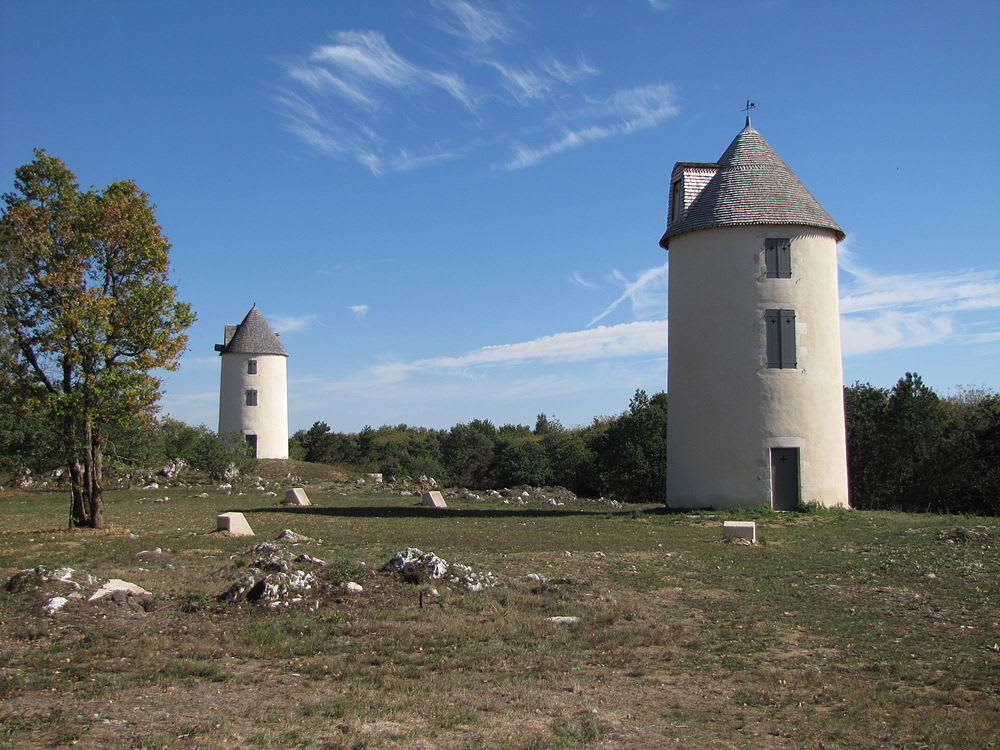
(0, 488, 997, 748)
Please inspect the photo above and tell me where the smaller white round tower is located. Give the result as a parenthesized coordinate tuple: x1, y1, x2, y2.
(215, 306, 288, 459)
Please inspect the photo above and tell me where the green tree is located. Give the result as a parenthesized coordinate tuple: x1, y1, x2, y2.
(844, 381, 890, 508)
(590, 390, 667, 503)
(881, 373, 948, 511)
(492, 433, 551, 487)
(542, 429, 596, 495)
(297, 421, 335, 463)
(187, 428, 256, 481)
(443, 420, 497, 488)
(937, 388, 1000, 515)
(0, 150, 194, 528)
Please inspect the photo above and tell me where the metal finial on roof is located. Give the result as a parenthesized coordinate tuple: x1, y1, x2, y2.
(742, 99, 756, 127)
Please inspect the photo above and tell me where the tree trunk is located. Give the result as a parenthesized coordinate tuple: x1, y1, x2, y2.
(67, 415, 88, 527)
(89, 423, 104, 529)
(68, 457, 88, 528)
(82, 418, 103, 529)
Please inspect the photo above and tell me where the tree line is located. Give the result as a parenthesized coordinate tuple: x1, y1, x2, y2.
(4, 374, 998, 514)
(845, 373, 998, 515)
(289, 374, 999, 514)
(290, 390, 668, 504)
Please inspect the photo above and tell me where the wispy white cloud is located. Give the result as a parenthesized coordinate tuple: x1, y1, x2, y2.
(489, 61, 551, 102)
(275, 28, 474, 173)
(587, 263, 667, 327)
(275, 6, 674, 174)
(369, 320, 666, 384)
(392, 148, 461, 172)
(539, 55, 598, 85)
(569, 271, 596, 289)
(838, 242, 1000, 355)
(348, 304, 370, 319)
(488, 55, 597, 104)
(964, 331, 1000, 344)
(286, 65, 375, 107)
(505, 83, 679, 170)
(430, 0, 511, 45)
(839, 245, 1000, 315)
(271, 314, 318, 333)
(841, 312, 953, 356)
(307, 31, 471, 107)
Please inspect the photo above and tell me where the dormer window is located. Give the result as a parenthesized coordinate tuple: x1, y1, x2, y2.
(669, 179, 684, 225)
(247, 359, 257, 375)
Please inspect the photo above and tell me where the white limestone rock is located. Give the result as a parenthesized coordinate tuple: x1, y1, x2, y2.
(89, 579, 151, 602)
(43, 596, 70, 615)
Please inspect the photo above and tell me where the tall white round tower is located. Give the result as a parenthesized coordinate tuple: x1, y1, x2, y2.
(660, 120, 849, 509)
(215, 306, 289, 459)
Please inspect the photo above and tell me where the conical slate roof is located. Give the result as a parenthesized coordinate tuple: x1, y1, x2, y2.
(216, 306, 287, 356)
(660, 122, 843, 247)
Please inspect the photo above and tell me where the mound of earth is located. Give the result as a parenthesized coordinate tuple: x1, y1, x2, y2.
(4, 565, 154, 616)
(217, 541, 334, 608)
(387, 548, 499, 592)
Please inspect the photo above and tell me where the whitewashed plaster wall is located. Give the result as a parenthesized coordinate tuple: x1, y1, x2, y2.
(218, 353, 289, 459)
(666, 223, 849, 509)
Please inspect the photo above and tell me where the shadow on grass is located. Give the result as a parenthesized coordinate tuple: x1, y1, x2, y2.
(236, 504, 653, 520)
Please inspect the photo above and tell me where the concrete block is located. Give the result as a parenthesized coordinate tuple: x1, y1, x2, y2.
(421, 491, 447, 509)
(283, 488, 311, 506)
(216, 512, 254, 536)
(723, 520, 757, 543)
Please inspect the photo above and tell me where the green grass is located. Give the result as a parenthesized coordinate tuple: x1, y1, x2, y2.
(0, 480, 997, 749)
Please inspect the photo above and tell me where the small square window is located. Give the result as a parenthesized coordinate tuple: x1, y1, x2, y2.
(247, 360, 257, 375)
(765, 238, 792, 278)
(245, 389, 258, 406)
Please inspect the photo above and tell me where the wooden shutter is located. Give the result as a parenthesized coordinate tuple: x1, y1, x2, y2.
(765, 310, 781, 367)
(780, 310, 796, 368)
(765, 243, 777, 277)
(765, 238, 791, 278)
(777, 240, 792, 278)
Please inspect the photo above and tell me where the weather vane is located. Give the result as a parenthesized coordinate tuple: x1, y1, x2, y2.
(742, 100, 757, 114)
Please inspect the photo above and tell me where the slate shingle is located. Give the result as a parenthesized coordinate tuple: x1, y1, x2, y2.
(215, 306, 287, 356)
(660, 123, 843, 247)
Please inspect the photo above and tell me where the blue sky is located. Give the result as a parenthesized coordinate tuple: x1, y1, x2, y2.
(2, 1, 998, 433)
